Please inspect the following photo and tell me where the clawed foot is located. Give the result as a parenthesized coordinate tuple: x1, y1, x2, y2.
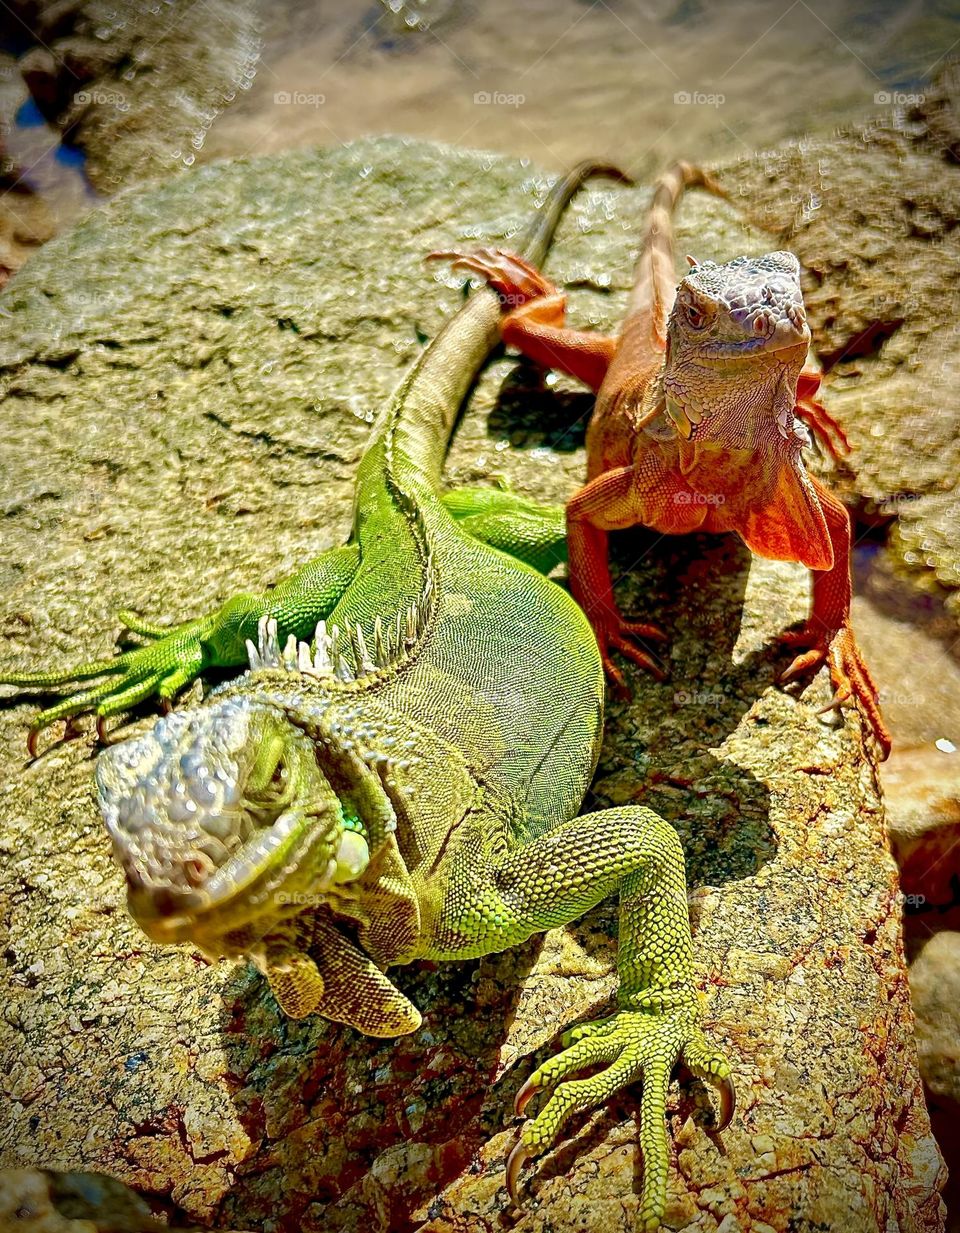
(506, 1007, 734, 1230)
(595, 617, 668, 694)
(426, 246, 554, 307)
(3, 608, 209, 758)
(780, 621, 891, 758)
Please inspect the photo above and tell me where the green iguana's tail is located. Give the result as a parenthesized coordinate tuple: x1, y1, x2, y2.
(381, 161, 630, 491)
(515, 160, 632, 266)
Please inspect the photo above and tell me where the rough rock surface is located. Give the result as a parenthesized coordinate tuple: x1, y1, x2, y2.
(912, 932, 960, 1112)
(0, 138, 945, 1231)
(715, 88, 960, 627)
(909, 931, 960, 1233)
(0, 53, 56, 283)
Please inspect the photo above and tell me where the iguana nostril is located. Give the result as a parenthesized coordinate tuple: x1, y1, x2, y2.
(184, 855, 212, 887)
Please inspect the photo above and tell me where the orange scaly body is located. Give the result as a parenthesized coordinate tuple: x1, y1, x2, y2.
(434, 163, 888, 758)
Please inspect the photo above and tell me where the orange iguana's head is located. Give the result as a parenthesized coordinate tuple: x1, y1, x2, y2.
(657, 251, 832, 570)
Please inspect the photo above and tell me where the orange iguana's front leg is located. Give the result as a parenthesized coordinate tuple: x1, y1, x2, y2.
(795, 370, 851, 465)
(567, 469, 666, 691)
(428, 247, 616, 392)
(779, 475, 890, 758)
(566, 453, 709, 692)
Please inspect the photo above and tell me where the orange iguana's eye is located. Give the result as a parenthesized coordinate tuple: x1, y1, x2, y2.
(684, 302, 706, 329)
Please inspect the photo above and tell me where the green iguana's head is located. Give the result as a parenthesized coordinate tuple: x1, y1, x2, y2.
(97, 692, 371, 952)
(97, 614, 435, 1032)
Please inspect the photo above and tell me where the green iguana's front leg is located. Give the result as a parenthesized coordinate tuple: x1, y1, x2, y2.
(456, 806, 733, 1231)
(0, 491, 566, 753)
(1, 544, 361, 754)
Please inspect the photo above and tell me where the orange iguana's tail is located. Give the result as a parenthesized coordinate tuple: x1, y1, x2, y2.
(627, 162, 728, 346)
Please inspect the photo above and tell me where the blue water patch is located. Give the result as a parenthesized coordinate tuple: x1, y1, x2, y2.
(55, 142, 88, 169)
(15, 97, 46, 128)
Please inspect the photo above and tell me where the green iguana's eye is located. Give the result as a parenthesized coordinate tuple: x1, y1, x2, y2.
(684, 302, 707, 329)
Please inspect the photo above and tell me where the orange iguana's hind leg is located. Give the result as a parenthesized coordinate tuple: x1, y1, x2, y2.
(779, 475, 890, 758)
(795, 370, 851, 464)
(428, 246, 615, 392)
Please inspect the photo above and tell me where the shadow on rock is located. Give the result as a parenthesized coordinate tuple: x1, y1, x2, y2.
(213, 931, 545, 1233)
(594, 529, 779, 890)
(486, 359, 595, 453)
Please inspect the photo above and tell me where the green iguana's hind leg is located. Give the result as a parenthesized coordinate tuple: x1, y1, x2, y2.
(1, 543, 360, 754)
(442, 486, 567, 575)
(451, 804, 733, 1231)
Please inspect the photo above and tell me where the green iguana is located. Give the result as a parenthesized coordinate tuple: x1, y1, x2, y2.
(0, 162, 733, 1230)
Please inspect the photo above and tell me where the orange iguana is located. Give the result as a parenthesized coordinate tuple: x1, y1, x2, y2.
(433, 162, 890, 758)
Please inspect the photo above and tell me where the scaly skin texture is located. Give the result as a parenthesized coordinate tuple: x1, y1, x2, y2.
(0, 165, 732, 1232)
(437, 161, 890, 759)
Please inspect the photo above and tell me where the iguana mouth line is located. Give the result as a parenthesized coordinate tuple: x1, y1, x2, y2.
(205, 801, 323, 900)
(129, 802, 353, 941)
(695, 335, 808, 360)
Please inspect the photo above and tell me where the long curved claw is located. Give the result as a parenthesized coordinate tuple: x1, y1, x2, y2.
(28, 676, 132, 744)
(618, 641, 667, 680)
(505, 1139, 530, 1207)
(681, 1031, 736, 1133)
(426, 246, 554, 305)
(609, 632, 667, 682)
(27, 714, 85, 760)
(515, 1074, 540, 1118)
(594, 622, 670, 693)
(621, 620, 667, 643)
(777, 622, 891, 759)
(593, 606, 670, 693)
(816, 684, 851, 715)
(778, 645, 824, 683)
(715, 1073, 736, 1131)
(601, 653, 630, 698)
